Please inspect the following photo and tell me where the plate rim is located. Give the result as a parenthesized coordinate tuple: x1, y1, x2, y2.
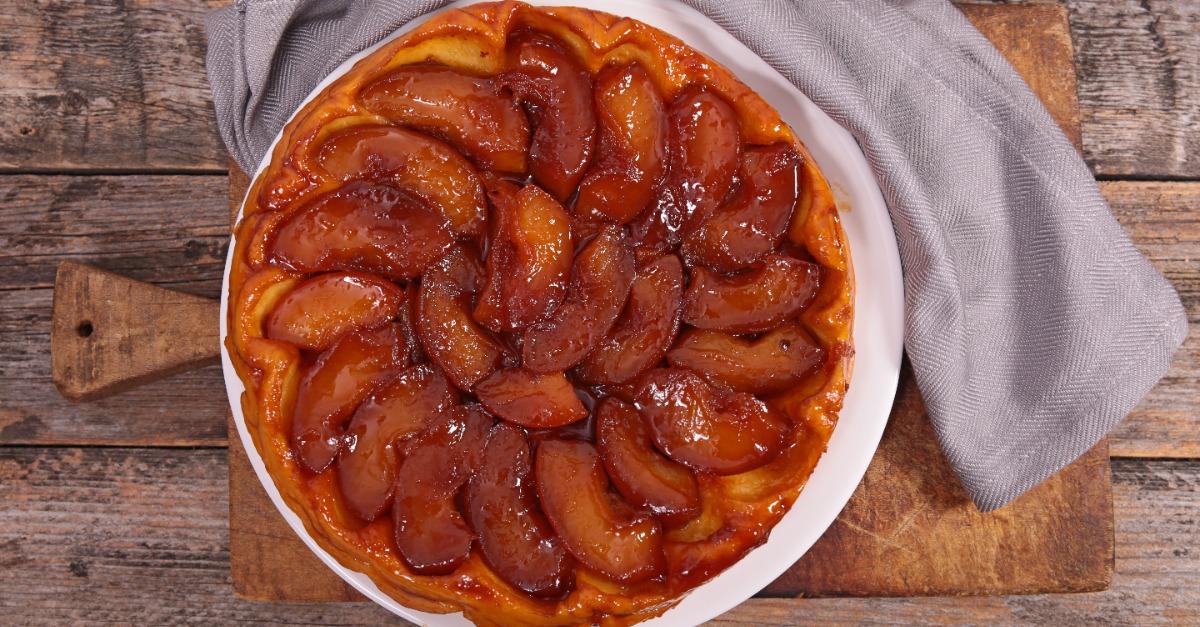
(219, 1, 905, 624)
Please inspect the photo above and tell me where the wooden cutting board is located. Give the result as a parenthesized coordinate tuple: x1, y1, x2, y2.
(50, 2, 1112, 606)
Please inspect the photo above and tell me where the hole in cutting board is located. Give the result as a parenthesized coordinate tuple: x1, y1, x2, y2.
(77, 320, 94, 338)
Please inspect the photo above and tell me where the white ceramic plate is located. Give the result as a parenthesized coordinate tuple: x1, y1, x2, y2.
(221, 1, 905, 624)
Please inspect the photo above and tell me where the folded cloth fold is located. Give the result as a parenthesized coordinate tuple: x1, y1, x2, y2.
(206, 0, 1188, 511)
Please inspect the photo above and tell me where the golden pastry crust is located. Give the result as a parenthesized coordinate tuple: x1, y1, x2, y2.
(226, 2, 854, 625)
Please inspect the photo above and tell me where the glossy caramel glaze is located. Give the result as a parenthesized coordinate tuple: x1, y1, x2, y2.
(573, 254, 685, 385)
(265, 272, 403, 352)
(338, 364, 457, 521)
(522, 225, 636, 373)
(500, 33, 597, 202)
(597, 398, 701, 526)
(632, 87, 740, 251)
(226, 3, 853, 626)
(467, 423, 576, 597)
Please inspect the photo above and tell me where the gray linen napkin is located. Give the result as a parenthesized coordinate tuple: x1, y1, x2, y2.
(206, 0, 1188, 511)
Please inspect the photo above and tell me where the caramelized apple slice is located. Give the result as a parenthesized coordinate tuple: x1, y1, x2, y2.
(500, 34, 596, 202)
(396, 284, 426, 366)
(634, 368, 789, 475)
(474, 368, 587, 429)
(392, 404, 492, 575)
(575, 255, 684, 384)
(292, 323, 406, 474)
(466, 423, 574, 596)
(667, 323, 825, 395)
(632, 88, 740, 250)
(596, 398, 699, 526)
(418, 246, 503, 391)
(536, 439, 665, 583)
(682, 144, 800, 272)
(574, 63, 667, 223)
(337, 365, 457, 521)
(265, 272, 403, 352)
(683, 255, 821, 333)
(270, 183, 454, 280)
(523, 226, 635, 372)
(317, 125, 487, 236)
(360, 65, 530, 173)
(474, 181, 572, 331)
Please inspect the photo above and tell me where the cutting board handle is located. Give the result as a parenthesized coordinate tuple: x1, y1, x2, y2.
(50, 260, 221, 401)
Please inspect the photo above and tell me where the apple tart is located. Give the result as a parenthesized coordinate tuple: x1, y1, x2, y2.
(226, 1, 854, 625)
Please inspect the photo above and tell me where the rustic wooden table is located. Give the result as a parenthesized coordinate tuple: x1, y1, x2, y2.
(1, 1, 1196, 624)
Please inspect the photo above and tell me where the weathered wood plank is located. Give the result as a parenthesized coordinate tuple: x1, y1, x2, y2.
(0, 0, 1196, 178)
(0, 175, 230, 291)
(967, 0, 1200, 179)
(1063, 0, 1200, 179)
(1, 449, 1194, 625)
(0, 175, 231, 446)
(2, 178, 1194, 453)
(0, 0, 227, 171)
(1103, 182, 1200, 319)
(1, 288, 228, 447)
(1103, 181, 1200, 457)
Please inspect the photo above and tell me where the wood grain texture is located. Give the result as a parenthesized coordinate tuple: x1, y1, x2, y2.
(51, 261, 220, 401)
(1103, 181, 1200, 457)
(969, 0, 1200, 179)
(0, 174, 230, 446)
(765, 364, 1112, 596)
(2, 447, 1194, 625)
(0, 174, 230, 292)
(0, 0, 226, 171)
(1062, 0, 1199, 179)
(0, 0, 1197, 179)
(0, 287, 228, 447)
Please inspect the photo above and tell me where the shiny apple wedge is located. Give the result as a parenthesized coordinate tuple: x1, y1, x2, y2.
(535, 439, 665, 583)
(682, 143, 800, 273)
(270, 183, 454, 281)
(633, 368, 790, 475)
(265, 272, 403, 352)
(474, 181, 573, 331)
(418, 246, 504, 391)
(292, 323, 406, 474)
(574, 254, 684, 385)
(317, 124, 487, 236)
(682, 254, 821, 333)
(574, 63, 667, 224)
(466, 423, 575, 596)
(392, 404, 492, 575)
(667, 322, 825, 395)
(500, 34, 596, 202)
(523, 226, 635, 373)
(596, 398, 700, 526)
(474, 368, 587, 429)
(632, 87, 740, 250)
(337, 365, 457, 522)
(360, 65, 530, 173)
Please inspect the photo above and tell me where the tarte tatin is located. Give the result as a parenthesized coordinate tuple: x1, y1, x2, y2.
(226, 2, 854, 625)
